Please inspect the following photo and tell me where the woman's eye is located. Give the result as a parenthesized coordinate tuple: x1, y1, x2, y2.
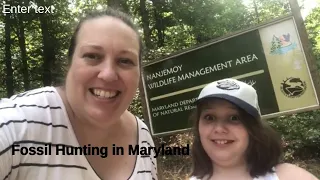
(118, 58, 135, 66)
(83, 53, 101, 60)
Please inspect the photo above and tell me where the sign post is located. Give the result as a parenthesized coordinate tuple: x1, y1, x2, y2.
(141, 15, 320, 136)
(288, 0, 320, 100)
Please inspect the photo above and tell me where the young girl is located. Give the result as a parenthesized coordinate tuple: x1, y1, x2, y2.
(189, 78, 318, 180)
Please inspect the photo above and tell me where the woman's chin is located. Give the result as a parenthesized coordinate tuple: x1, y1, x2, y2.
(86, 108, 118, 125)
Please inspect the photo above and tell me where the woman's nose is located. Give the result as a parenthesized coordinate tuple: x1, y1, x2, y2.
(97, 60, 119, 82)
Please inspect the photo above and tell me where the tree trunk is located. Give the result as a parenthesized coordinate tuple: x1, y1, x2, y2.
(4, 14, 14, 97)
(151, 0, 165, 47)
(289, 0, 320, 100)
(120, 0, 129, 13)
(253, 0, 260, 23)
(107, 0, 128, 12)
(17, 14, 30, 90)
(39, 14, 54, 86)
(139, 0, 152, 49)
(107, 0, 119, 7)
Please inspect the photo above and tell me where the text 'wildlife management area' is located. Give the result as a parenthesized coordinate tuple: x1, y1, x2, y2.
(12, 144, 190, 158)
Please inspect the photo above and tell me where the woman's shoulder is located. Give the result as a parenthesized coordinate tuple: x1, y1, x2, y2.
(135, 115, 152, 134)
(1, 86, 65, 119)
(0, 86, 56, 115)
(275, 163, 319, 180)
(2, 86, 61, 109)
(132, 114, 158, 179)
(0, 86, 68, 153)
(125, 112, 154, 146)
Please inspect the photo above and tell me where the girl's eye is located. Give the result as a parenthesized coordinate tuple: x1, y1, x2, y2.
(203, 114, 215, 121)
(229, 115, 240, 122)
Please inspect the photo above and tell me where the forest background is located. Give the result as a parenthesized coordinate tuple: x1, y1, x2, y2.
(1, 0, 320, 179)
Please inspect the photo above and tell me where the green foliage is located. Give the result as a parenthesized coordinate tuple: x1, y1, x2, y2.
(170, 0, 251, 44)
(305, 6, 320, 68)
(128, 90, 143, 118)
(270, 35, 282, 53)
(1, 0, 320, 178)
(246, 0, 290, 23)
(268, 110, 320, 161)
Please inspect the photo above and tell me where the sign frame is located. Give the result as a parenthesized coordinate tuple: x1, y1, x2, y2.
(139, 14, 320, 136)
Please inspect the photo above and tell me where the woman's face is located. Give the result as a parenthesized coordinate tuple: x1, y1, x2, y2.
(198, 99, 249, 167)
(65, 16, 140, 127)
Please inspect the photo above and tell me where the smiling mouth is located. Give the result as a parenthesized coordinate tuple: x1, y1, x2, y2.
(212, 140, 234, 145)
(89, 88, 121, 99)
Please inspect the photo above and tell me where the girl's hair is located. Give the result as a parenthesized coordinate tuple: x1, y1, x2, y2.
(190, 98, 283, 179)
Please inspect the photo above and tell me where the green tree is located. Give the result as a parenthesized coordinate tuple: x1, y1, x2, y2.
(305, 6, 320, 68)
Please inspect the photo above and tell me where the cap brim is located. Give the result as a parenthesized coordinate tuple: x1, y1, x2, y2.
(195, 94, 260, 119)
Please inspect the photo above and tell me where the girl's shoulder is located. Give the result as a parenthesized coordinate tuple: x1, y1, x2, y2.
(274, 163, 319, 180)
(189, 177, 202, 180)
(189, 177, 198, 180)
(188, 175, 209, 180)
(254, 168, 279, 180)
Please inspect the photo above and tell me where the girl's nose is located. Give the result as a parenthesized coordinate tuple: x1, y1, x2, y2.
(212, 121, 228, 134)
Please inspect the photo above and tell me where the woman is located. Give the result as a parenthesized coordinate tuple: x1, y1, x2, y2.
(189, 78, 318, 180)
(0, 8, 157, 180)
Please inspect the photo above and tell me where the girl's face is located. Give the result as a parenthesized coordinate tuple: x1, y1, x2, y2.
(198, 99, 249, 167)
